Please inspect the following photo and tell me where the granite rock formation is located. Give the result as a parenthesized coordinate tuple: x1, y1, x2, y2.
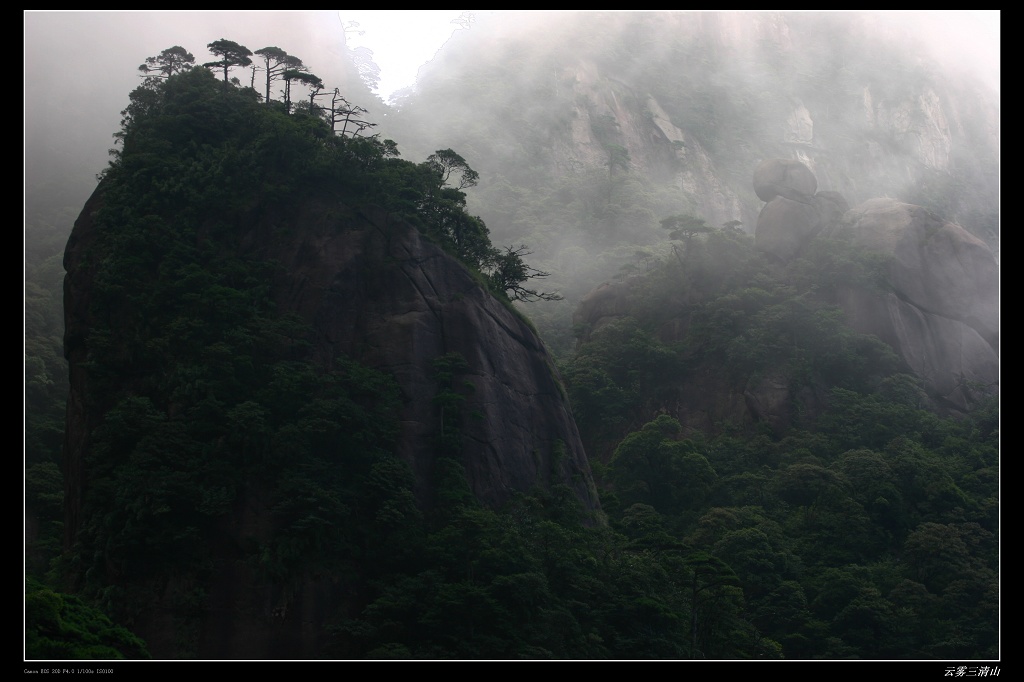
(753, 158, 851, 262)
(753, 159, 998, 411)
(829, 197, 999, 410)
(241, 200, 600, 511)
(62, 187, 600, 658)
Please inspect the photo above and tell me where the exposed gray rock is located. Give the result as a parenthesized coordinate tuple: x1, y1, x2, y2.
(744, 370, 826, 434)
(750, 161, 998, 411)
(402, 12, 998, 253)
(572, 158, 998, 439)
(828, 198, 999, 410)
(63, 190, 602, 658)
(254, 202, 600, 512)
(753, 160, 852, 262)
(755, 195, 822, 261)
(753, 158, 818, 202)
(784, 101, 814, 145)
(814, 191, 851, 221)
(835, 198, 998, 351)
(837, 287, 998, 410)
(65, 193, 600, 518)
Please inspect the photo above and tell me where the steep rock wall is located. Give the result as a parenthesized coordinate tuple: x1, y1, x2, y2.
(239, 200, 599, 512)
(828, 198, 999, 410)
(64, 191, 599, 522)
(62, 189, 599, 658)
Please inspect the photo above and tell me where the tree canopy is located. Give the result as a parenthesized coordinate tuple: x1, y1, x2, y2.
(427, 148, 480, 190)
(204, 38, 253, 82)
(110, 46, 559, 309)
(138, 46, 194, 78)
(253, 46, 293, 103)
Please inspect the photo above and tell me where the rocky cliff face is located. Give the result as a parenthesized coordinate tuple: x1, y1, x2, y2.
(555, 59, 749, 229)
(63, 187, 599, 658)
(238, 200, 599, 511)
(64, 195, 598, 515)
(827, 198, 999, 411)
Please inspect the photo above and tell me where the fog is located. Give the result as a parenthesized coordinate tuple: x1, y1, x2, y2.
(24, 11, 998, 217)
(24, 11, 999, 353)
(25, 11, 999, 331)
(25, 11, 368, 220)
(341, 10, 464, 100)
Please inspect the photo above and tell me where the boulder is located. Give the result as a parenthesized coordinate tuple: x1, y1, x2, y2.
(755, 195, 822, 261)
(814, 190, 850, 221)
(752, 158, 818, 202)
(753, 160, 850, 262)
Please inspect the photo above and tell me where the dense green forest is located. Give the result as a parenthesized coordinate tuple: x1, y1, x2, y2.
(25, 33, 997, 661)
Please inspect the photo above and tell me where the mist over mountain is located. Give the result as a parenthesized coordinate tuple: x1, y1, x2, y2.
(375, 12, 998, 356)
(25, 11, 998, 661)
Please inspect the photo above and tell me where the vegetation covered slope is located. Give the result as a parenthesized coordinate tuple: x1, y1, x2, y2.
(50, 61, 593, 659)
(59, 65, 417, 657)
(561, 228, 998, 659)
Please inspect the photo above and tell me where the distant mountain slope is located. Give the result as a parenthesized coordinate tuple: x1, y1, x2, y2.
(381, 12, 998, 357)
